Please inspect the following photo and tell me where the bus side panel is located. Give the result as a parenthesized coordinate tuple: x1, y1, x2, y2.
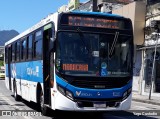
(5, 77, 9, 90)
(16, 78, 21, 96)
(10, 60, 43, 102)
(11, 77, 14, 93)
(29, 81, 41, 103)
(5, 64, 14, 93)
(5, 64, 9, 90)
(5, 64, 14, 92)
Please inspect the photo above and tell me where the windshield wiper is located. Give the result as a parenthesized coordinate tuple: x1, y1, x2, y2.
(109, 32, 119, 57)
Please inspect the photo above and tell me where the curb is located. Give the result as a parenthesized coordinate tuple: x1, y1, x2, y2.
(132, 98, 160, 106)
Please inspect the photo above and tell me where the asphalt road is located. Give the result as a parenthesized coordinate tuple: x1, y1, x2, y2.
(0, 80, 160, 119)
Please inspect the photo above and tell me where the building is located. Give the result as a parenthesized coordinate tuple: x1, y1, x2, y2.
(75, 0, 134, 12)
(139, 1, 160, 98)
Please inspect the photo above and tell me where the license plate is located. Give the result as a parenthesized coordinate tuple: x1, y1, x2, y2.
(93, 102, 106, 108)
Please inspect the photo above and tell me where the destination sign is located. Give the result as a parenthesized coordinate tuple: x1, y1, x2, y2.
(61, 15, 125, 29)
(63, 64, 88, 71)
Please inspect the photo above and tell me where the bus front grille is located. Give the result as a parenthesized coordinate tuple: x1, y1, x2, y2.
(69, 77, 131, 89)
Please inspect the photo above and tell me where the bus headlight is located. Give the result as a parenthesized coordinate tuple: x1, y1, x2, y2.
(57, 85, 74, 101)
(122, 91, 128, 101)
(57, 85, 65, 95)
(66, 90, 74, 101)
(127, 87, 132, 95)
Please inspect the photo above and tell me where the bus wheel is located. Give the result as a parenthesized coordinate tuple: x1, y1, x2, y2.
(13, 81, 21, 101)
(40, 93, 49, 116)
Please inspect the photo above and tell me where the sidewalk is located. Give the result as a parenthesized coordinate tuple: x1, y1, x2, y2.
(132, 92, 160, 106)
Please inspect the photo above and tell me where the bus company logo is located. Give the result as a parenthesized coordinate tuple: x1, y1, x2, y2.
(27, 66, 39, 77)
(76, 91, 81, 96)
(76, 91, 92, 97)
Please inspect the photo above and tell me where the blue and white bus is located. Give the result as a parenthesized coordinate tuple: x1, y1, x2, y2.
(5, 11, 133, 115)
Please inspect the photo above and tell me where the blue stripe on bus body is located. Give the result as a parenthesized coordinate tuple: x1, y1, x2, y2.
(5, 61, 132, 99)
(5, 60, 43, 83)
(56, 75, 132, 99)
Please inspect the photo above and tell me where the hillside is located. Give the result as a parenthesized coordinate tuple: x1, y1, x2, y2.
(0, 30, 19, 46)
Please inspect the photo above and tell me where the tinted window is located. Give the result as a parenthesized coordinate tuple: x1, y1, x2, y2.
(57, 32, 132, 76)
(27, 35, 33, 59)
(34, 30, 42, 59)
(15, 42, 17, 61)
(11, 44, 15, 62)
(21, 39, 26, 60)
(16, 41, 20, 61)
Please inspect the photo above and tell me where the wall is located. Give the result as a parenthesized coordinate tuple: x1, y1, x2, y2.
(132, 50, 142, 92)
(112, 1, 146, 45)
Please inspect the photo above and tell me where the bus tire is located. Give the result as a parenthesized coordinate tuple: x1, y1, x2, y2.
(40, 93, 49, 116)
(13, 81, 21, 101)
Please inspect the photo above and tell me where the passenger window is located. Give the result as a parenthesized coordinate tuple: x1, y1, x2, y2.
(15, 42, 17, 61)
(21, 39, 26, 60)
(11, 44, 15, 62)
(34, 30, 42, 59)
(27, 35, 33, 60)
(16, 41, 20, 61)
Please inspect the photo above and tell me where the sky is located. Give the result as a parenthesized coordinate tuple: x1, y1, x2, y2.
(0, 0, 86, 33)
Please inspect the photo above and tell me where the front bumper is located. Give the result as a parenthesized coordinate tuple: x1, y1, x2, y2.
(54, 91, 132, 111)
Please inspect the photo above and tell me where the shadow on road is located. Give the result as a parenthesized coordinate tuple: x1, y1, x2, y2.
(11, 94, 41, 111)
(51, 111, 103, 119)
(50, 111, 159, 119)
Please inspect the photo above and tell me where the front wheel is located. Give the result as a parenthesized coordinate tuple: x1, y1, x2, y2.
(39, 92, 49, 116)
(37, 91, 48, 116)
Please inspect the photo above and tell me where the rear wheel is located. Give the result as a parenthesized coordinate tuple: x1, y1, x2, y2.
(13, 81, 21, 101)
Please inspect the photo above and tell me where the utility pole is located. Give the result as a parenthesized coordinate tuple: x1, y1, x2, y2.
(149, 33, 159, 100)
(92, 0, 98, 12)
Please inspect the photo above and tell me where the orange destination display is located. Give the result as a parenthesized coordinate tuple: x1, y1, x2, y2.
(63, 64, 88, 71)
(60, 15, 125, 29)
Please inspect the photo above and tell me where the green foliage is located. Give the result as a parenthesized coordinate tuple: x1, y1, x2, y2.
(0, 60, 4, 67)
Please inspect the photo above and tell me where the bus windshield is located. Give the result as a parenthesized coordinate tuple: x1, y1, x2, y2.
(56, 32, 132, 77)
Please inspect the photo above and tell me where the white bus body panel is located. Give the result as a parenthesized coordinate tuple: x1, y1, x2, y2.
(13, 78, 43, 103)
(52, 91, 132, 111)
(5, 77, 9, 90)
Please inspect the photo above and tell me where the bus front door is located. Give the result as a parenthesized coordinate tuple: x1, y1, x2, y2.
(43, 26, 53, 106)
